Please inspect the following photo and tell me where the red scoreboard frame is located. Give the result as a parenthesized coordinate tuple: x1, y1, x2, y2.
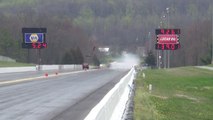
(155, 29, 180, 50)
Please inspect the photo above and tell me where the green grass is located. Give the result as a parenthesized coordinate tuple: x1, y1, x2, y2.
(0, 0, 36, 7)
(208, 64, 213, 67)
(0, 61, 34, 67)
(134, 67, 213, 120)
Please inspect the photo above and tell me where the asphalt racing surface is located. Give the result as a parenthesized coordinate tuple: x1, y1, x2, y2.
(0, 68, 129, 120)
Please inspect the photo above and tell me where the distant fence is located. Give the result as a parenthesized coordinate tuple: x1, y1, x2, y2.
(0, 56, 16, 62)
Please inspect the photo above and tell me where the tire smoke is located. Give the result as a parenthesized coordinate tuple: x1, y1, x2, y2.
(110, 52, 140, 70)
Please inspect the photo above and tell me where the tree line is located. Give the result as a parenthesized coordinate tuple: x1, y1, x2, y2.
(0, 0, 212, 66)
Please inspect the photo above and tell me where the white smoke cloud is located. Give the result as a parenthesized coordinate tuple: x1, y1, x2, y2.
(110, 52, 140, 70)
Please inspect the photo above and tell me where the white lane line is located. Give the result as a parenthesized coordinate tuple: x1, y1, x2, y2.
(0, 70, 96, 85)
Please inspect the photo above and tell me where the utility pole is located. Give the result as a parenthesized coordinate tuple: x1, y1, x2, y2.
(148, 32, 151, 51)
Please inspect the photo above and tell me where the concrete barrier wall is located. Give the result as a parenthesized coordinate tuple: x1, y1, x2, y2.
(0, 67, 37, 74)
(62, 65, 75, 69)
(0, 64, 83, 74)
(84, 68, 135, 120)
(39, 65, 59, 71)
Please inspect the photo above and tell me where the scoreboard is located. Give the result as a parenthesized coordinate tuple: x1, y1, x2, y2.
(155, 29, 180, 50)
(22, 28, 47, 49)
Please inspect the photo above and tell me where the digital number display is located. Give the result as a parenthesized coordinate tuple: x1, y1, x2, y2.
(155, 44, 180, 50)
(22, 28, 47, 49)
(32, 43, 47, 49)
(155, 29, 180, 35)
(22, 43, 47, 49)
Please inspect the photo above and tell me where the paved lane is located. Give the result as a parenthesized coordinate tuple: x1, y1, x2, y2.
(0, 69, 129, 120)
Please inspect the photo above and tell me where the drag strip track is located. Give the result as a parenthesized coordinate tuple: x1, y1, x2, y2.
(0, 69, 129, 120)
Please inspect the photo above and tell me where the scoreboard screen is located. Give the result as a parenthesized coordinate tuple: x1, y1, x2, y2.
(24, 33, 44, 43)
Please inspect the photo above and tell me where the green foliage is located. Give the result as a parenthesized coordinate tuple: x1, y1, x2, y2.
(187, 3, 199, 19)
(0, 0, 36, 7)
(73, 7, 94, 30)
(200, 45, 212, 65)
(61, 48, 84, 64)
(0, 29, 21, 60)
(0, 61, 34, 67)
(0, 30, 12, 55)
(145, 51, 156, 67)
(134, 67, 213, 120)
(121, 15, 132, 26)
(76, 47, 84, 64)
(201, 56, 211, 65)
(0, 0, 211, 66)
(61, 52, 73, 64)
(93, 54, 100, 66)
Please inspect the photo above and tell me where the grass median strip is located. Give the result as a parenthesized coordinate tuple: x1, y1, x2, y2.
(0, 61, 34, 67)
(134, 67, 213, 120)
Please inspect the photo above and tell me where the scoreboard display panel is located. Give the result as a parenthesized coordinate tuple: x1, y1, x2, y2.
(22, 28, 47, 49)
(155, 29, 180, 50)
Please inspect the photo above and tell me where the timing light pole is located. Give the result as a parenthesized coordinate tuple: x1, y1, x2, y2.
(166, 7, 170, 68)
(212, 12, 213, 64)
(161, 15, 167, 69)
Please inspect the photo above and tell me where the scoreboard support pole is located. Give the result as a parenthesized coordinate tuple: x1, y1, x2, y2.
(27, 49, 30, 63)
(167, 8, 170, 69)
(36, 49, 42, 71)
(156, 50, 161, 69)
(159, 51, 161, 69)
(164, 51, 167, 69)
(211, 10, 213, 64)
(38, 49, 41, 71)
(156, 50, 159, 68)
(168, 50, 170, 68)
